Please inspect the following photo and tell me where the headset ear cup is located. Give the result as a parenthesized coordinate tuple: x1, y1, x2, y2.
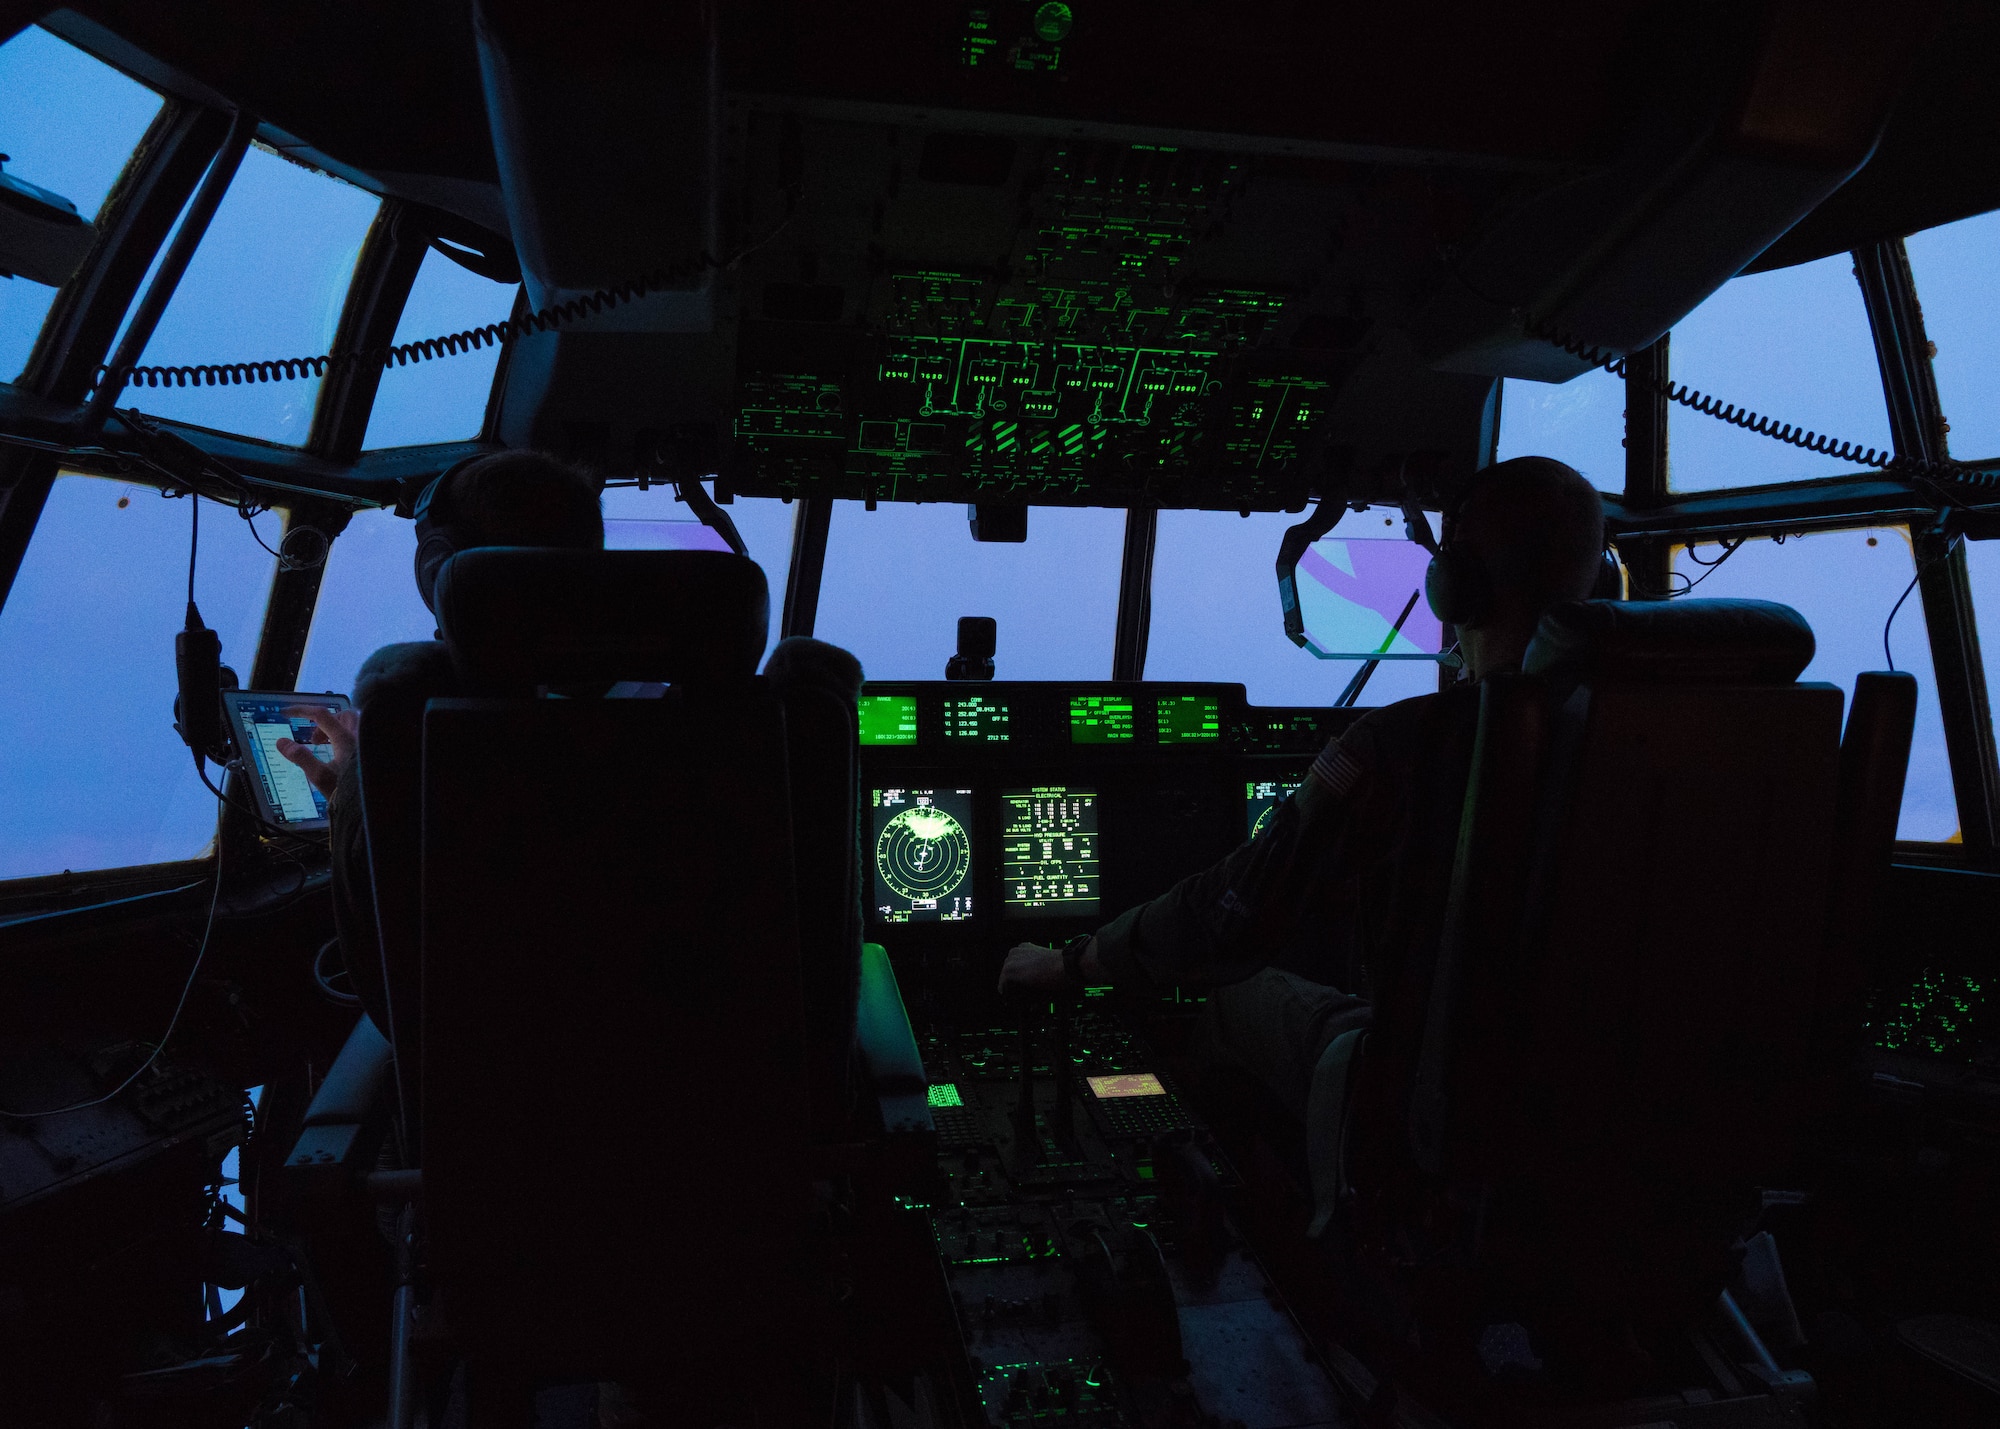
(414, 533, 457, 613)
(1425, 550, 1490, 628)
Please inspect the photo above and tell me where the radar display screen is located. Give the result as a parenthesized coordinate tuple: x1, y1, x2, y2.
(1068, 695, 1134, 744)
(1002, 786, 1099, 918)
(858, 694, 918, 746)
(944, 694, 1011, 743)
(871, 787, 974, 922)
(1157, 694, 1221, 744)
(1246, 777, 1304, 840)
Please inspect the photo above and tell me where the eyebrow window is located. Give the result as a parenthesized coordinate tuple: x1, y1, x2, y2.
(0, 25, 164, 381)
(362, 244, 519, 448)
(1667, 253, 1890, 494)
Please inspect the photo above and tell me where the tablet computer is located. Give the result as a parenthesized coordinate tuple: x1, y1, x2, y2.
(220, 690, 353, 832)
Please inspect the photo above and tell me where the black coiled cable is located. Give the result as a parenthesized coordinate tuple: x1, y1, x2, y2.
(89, 251, 720, 396)
(1533, 320, 1995, 493)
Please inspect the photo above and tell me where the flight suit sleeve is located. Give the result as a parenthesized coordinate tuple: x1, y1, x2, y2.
(1090, 713, 1390, 995)
(327, 754, 391, 1035)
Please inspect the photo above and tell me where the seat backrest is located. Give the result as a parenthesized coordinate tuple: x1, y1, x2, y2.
(415, 548, 817, 1377)
(1815, 670, 1917, 1080)
(351, 548, 777, 1156)
(1398, 599, 1845, 1329)
(774, 677, 864, 1134)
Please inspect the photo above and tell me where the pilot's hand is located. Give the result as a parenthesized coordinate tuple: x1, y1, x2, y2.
(999, 942, 1073, 998)
(275, 707, 358, 796)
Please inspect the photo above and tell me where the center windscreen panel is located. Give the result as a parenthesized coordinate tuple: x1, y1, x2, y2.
(1002, 785, 1100, 918)
(872, 787, 976, 923)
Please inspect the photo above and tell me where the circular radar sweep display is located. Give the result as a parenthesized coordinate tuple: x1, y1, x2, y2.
(876, 805, 973, 905)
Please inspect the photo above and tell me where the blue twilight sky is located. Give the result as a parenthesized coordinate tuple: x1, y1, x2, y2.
(3, 23, 1999, 878)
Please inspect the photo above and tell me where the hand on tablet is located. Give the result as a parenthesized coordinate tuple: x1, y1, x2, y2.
(275, 706, 358, 796)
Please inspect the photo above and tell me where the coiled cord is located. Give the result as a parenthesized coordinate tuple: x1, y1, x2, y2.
(89, 251, 720, 396)
(1534, 321, 1994, 494)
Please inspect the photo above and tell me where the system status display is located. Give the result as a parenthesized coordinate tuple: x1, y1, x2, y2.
(1156, 694, 1221, 744)
(872, 788, 974, 922)
(1068, 695, 1134, 744)
(1002, 786, 1099, 918)
(1245, 777, 1304, 840)
(858, 694, 918, 746)
(944, 694, 1011, 742)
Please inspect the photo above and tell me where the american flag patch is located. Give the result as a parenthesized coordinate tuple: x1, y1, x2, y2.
(1310, 743, 1366, 798)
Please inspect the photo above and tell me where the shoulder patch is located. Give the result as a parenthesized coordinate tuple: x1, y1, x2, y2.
(1310, 742, 1367, 798)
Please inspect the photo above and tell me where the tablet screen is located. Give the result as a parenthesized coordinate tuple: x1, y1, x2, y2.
(222, 691, 351, 830)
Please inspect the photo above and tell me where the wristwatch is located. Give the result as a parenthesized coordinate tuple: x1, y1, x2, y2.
(1060, 934, 1093, 994)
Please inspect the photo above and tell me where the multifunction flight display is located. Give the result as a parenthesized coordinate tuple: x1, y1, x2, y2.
(872, 787, 975, 922)
(858, 694, 919, 746)
(1002, 785, 1100, 917)
(1067, 696, 1134, 744)
(1245, 776, 1304, 840)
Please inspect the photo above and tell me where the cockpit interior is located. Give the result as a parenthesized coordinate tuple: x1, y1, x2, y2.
(3, 3, 1999, 1427)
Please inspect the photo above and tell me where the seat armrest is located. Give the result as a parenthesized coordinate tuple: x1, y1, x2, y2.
(855, 943, 933, 1137)
(288, 1013, 394, 1175)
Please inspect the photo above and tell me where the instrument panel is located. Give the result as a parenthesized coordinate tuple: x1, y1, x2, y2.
(856, 682, 1354, 939)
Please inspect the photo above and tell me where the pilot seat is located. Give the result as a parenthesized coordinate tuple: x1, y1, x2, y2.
(288, 546, 933, 1426)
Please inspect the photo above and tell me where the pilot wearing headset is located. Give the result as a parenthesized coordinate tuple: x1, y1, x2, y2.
(272, 449, 867, 1094)
(999, 455, 1609, 1232)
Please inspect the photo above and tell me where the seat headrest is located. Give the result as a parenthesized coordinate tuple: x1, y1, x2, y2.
(1523, 598, 1815, 684)
(434, 548, 769, 686)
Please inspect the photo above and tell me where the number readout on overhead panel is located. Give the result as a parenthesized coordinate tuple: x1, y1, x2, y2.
(1157, 694, 1221, 744)
(1002, 786, 1099, 918)
(1246, 777, 1304, 840)
(872, 787, 974, 922)
(859, 694, 919, 746)
(944, 694, 1011, 743)
(1068, 695, 1134, 744)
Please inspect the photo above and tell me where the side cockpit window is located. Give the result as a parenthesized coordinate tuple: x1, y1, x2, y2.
(0, 25, 163, 381)
(117, 143, 378, 445)
(1906, 209, 2000, 465)
(1673, 527, 1955, 843)
(1666, 252, 1891, 493)
(294, 506, 440, 698)
(0, 474, 275, 879)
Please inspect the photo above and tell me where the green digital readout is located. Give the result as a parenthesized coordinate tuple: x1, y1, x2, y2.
(1246, 777, 1304, 840)
(944, 694, 1011, 742)
(1002, 786, 1099, 918)
(1157, 695, 1221, 744)
(1068, 695, 1134, 744)
(927, 1083, 964, 1108)
(858, 694, 918, 745)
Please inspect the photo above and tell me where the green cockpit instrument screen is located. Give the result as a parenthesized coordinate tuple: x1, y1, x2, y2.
(1156, 694, 1221, 744)
(872, 787, 974, 923)
(1002, 786, 1099, 918)
(1068, 696, 1134, 744)
(1245, 777, 1304, 840)
(945, 694, 1011, 742)
(859, 694, 919, 746)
